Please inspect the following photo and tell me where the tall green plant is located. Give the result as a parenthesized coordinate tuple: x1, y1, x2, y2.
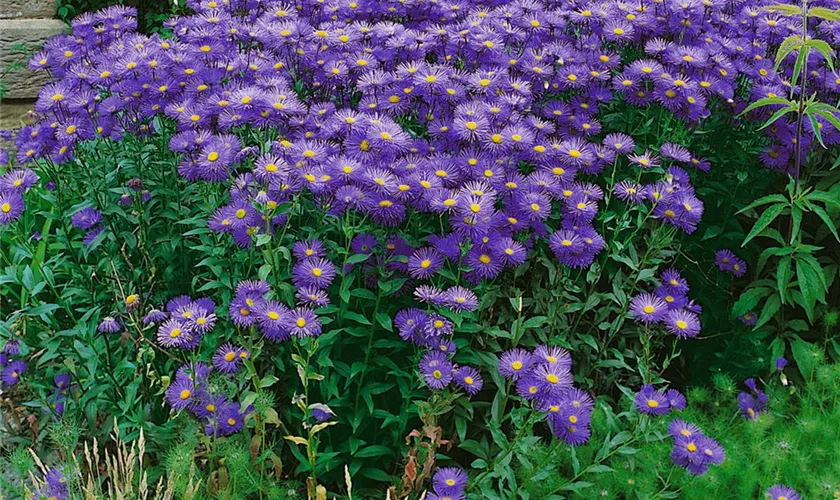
(735, 0, 840, 370)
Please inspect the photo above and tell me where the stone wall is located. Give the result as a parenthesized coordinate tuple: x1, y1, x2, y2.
(0, 0, 66, 129)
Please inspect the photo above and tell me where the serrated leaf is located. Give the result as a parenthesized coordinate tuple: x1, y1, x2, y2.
(756, 294, 780, 329)
(743, 203, 787, 245)
(795, 258, 820, 322)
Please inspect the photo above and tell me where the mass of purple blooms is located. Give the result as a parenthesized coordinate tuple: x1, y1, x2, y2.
(496, 345, 594, 446)
(2, 0, 837, 491)
(629, 268, 702, 338)
(667, 419, 725, 476)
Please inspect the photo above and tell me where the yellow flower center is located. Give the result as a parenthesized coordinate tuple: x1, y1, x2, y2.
(179, 389, 191, 400)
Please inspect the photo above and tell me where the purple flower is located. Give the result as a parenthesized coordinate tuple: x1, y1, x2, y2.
(666, 389, 687, 410)
(715, 249, 747, 277)
(408, 247, 444, 280)
(70, 206, 102, 230)
(453, 365, 483, 396)
(98, 316, 121, 334)
(165, 377, 195, 411)
(776, 357, 788, 371)
(634, 385, 670, 415)
(766, 485, 800, 500)
(1, 360, 26, 386)
(0, 190, 25, 224)
(499, 348, 534, 379)
(432, 467, 467, 496)
(419, 351, 453, 390)
(212, 343, 243, 374)
(442, 286, 479, 312)
(629, 293, 668, 324)
(664, 309, 701, 338)
(292, 258, 336, 289)
(668, 419, 702, 439)
(311, 403, 334, 423)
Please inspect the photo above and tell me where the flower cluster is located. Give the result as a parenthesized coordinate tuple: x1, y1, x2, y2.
(164, 361, 252, 437)
(149, 295, 218, 349)
(667, 419, 725, 476)
(0, 339, 27, 387)
(0, 168, 37, 225)
(231, 277, 325, 342)
(715, 249, 747, 277)
(611, 140, 705, 234)
(428, 467, 467, 500)
(629, 268, 702, 338)
(499, 345, 593, 446)
(737, 377, 768, 420)
(633, 384, 686, 416)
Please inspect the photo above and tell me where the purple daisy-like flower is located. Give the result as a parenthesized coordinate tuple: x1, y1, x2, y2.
(408, 247, 444, 280)
(666, 389, 687, 410)
(738, 312, 758, 326)
(256, 300, 292, 342)
(715, 249, 747, 277)
(289, 307, 321, 337)
(296, 286, 330, 307)
(156, 319, 196, 349)
(98, 316, 121, 334)
(613, 180, 646, 203)
(738, 391, 766, 420)
(766, 485, 800, 500)
(142, 309, 168, 324)
(165, 377, 195, 411)
(293, 239, 326, 260)
(442, 286, 479, 312)
(292, 257, 336, 289)
(212, 343, 242, 374)
(0, 190, 25, 225)
(0, 168, 39, 191)
(664, 309, 701, 338)
(70, 206, 102, 230)
(1, 360, 26, 386)
(432, 467, 467, 496)
(660, 143, 692, 162)
(453, 365, 483, 396)
(499, 348, 534, 379)
(629, 293, 668, 324)
(419, 350, 453, 390)
(668, 419, 703, 439)
(634, 385, 670, 415)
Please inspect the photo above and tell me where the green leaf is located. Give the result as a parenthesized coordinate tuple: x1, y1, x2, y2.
(738, 96, 795, 116)
(758, 105, 797, 131)
(809, 203, 840, 242)
(806, 39, 835, 70)
(732, 287, 772, 317)
(790, 203, 803, 244)
(738, 193, 788, 214)
(374, 312, 392, 331)
(776, 256, 792, 303)
(795, 257, 820, 322)
(342, 311, 372, 325)
(354, 445, 395, 458)
(766, 4, 803, 15)
(774, 35, 803, 69)
(756, 294, 780, 329)
(743, 203, 787, 245)
(807, 112, 826, 148)
(808, 6, 840, 22)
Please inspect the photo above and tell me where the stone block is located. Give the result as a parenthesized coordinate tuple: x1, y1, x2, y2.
(1, 0, 57, 20)
(0, 19, 67, 100)
(0, 100, 37, 130)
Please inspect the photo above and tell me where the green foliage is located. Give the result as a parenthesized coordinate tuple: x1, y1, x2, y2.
(513, 352, 840, 499)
